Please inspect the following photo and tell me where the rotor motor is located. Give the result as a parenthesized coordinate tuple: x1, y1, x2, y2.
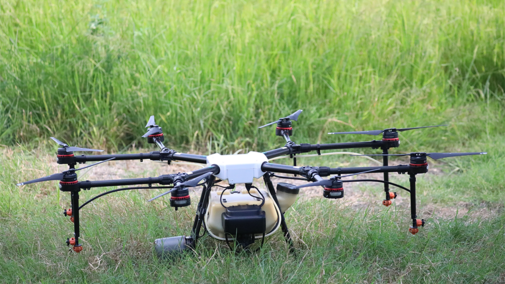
(275, 120, 293, 136)
(323, 179, 344, 199)
(170, 187, 191, 209)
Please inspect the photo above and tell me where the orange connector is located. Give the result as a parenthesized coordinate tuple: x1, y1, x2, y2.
(389, 192, 397, 199)
(415, 219, 425, 227)
(68, 237, 76, 246)
(64, 209, 72, 216)
(70, 217, 74, 223)
(382, 200, 392, 207)
(409, 227, 419, 235)
(73, 245, 83, 253)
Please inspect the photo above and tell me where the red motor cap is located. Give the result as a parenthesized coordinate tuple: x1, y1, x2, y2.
(60, 180, 78, 185)
(148, 133, 164, 138)
(324, 187, 343, 191)
(409, 163, 428, 167)
(171, 195, 190, 200)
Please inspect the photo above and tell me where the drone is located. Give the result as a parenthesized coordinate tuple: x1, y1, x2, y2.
(16, 110, 486, 257)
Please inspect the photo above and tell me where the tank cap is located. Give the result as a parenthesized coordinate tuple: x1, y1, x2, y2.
(277, 182, 300, 195)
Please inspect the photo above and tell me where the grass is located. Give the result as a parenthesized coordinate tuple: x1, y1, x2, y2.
(0, 0, 504, 151)
(1, 146, 505, 283)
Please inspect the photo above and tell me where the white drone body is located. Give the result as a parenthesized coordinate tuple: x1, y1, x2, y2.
(206, 151, 268, 184)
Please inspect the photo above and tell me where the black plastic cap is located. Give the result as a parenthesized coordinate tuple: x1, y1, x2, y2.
(277, 182, 300, 195)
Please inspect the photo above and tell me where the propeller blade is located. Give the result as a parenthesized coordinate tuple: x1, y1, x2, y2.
(148, 188, 177, 202)
(65, 147, 103, 152)
(258, 109, 303, 129)
(329, 124, 447, 135)
(258, 120, 281, 129)
(17, 173, 65, 186)
(17, 158, 114, 186)
(426, 152, 487, 160)
(142, 127, 162, 138)
(50, 137, 68, 147)
(71, 157, 115, 172)
(396, 124, 447, 132)
(179, 172, 213, 188)
(294, 179, 333, 189)
(50, 137, 103, 152)
(328, 130, 384, 135)
(145, 115, 156, 128)
(286, 109, 303, 121)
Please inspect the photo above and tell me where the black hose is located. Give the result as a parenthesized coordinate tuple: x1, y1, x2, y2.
(270, 174, 307, 181)
(79, 186, 174, 209)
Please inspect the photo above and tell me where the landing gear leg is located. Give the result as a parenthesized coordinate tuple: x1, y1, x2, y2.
(263, 174, 295, 254)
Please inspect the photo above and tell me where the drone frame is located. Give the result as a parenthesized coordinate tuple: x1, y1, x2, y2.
(18, 112, 486, 254)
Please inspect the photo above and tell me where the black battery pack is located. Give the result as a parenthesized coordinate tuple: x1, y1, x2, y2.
(222, 205, 266, 235)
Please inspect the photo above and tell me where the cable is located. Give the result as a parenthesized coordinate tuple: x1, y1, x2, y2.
(270, 174, 307, 181)
(247, 185, 265, 207)
(79, 186, 174, 209)
(219, 186, 234, 209)
(342, 179, 410, 192)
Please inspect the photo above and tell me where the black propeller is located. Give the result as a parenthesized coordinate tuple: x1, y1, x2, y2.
(50, 137, 103, 152)
(328, 125, 447, 136)
(353, 152, 487, 160)
(294, 169, 380, 189)
(258, 110, 303, 129)
(148, 172, 213, 202)
(16, 158, 115, 186)
(142, 115, 163, 137)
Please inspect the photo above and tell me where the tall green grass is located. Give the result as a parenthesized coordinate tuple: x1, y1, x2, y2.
(1, 0, 504, 151)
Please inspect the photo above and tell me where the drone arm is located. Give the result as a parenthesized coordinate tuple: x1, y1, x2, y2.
(263, 148, 292, 159)
(263, 141, 387, 159)
(261, 163, 411, 175)
(77, 165, 219, 189)
(72, 151, 207, 164)
(261, 163, 301, 175)
(78, 177, 165, 189)
(170, 153, 208, 164)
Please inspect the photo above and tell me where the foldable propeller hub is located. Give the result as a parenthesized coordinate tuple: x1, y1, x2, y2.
(409, 153, 428, 166)
(145, 127, 164, 143)
(57, 148, 74, 156)
(276, 120, 293, 136)
(59, 172, 79, 191)
(56, 148, 75, 164)
(323, 179, 344, 199)
(409, 153, 428, 174)
(170, 187, 191, 209)
(382, 131, 400, 147)
(143, 116, 165, 143)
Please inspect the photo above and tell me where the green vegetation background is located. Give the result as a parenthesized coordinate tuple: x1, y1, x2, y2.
(1, 0, 505, 283)
(1, 0, 504, 151)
